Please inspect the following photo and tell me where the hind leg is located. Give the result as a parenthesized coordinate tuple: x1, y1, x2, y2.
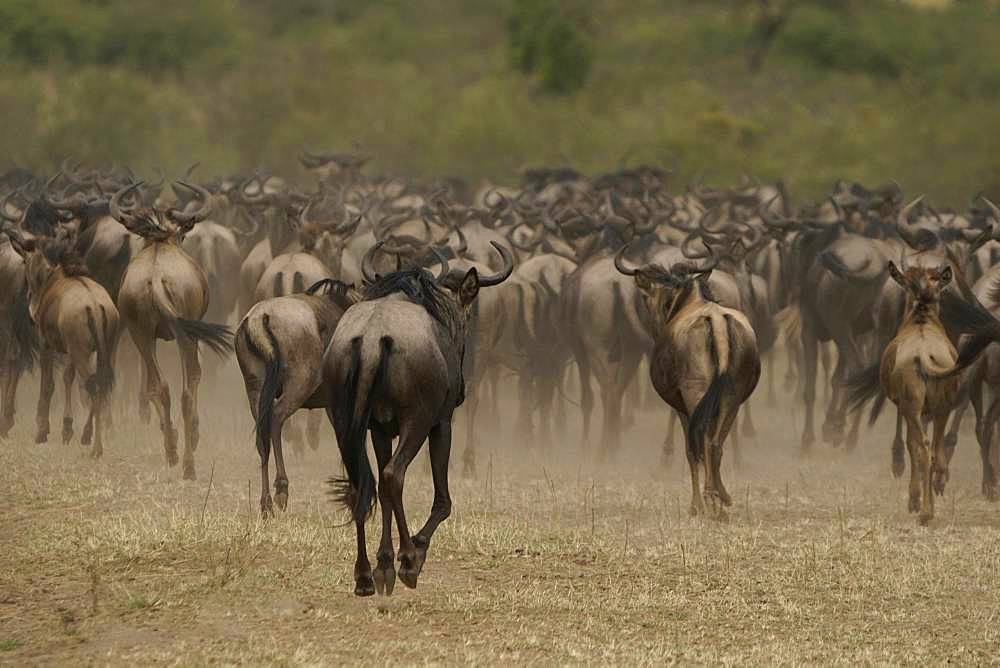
(133, 334, 177, 466)
(0, 363, 23, 438)
(371, 425, 396, 595)
(271, 416, 291, 511)
(179, 340, 202, 480)
(891, 409, 905, 478)
(61, 364, 76, 445)
(383, 422, 432, 589)
(410, 421, 454, 587)
(35, 351, 55, 444)
(931, 411, 952, 497)
(741, 402, 757, 438)
(306, 409, 322, 451)
(662, 411, 678, 466)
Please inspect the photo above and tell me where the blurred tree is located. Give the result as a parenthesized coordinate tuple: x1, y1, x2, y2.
(508, 0, 592, 94)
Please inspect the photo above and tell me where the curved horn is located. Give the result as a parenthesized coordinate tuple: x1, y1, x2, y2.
(0, 190, 24, 224)
(681, 232, 711, 260)
(361, 241, 384, 283)
(896, 195, 935, 250)
(428, 245, 450, 282)
(978, 195, 1000, 222)
(477, 241, 515, 287)
(169, 181, 212, 226)
(109, 181, 144, 223)
(614, 243, 638, 276)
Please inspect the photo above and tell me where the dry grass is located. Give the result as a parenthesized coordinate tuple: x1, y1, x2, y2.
(2, 360, 1000, 665)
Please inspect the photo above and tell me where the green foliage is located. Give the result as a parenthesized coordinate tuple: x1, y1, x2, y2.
(779, 7, 901, 78)
(508, 0, 593, 94)
(2, 0, 1000, 204)
(0, 0, 238, 72)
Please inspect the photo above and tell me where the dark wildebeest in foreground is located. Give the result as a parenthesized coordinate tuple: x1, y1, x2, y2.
(615, 247, 761, 517)
(110, 182, 234, 480)
(235, 278, 361, 516)
(14, 233, 119, 456)
(324, 241, 513, 596)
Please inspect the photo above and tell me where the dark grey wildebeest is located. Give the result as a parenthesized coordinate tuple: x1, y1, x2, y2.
(323, 241, 513, 597)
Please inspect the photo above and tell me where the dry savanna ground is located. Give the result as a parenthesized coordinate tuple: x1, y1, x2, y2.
(2, 357, 1000, 665)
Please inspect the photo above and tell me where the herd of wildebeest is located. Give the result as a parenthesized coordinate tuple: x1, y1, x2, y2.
(4, 153, 1000, 595)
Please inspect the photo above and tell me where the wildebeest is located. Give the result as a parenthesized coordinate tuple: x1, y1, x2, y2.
(323, 240, 513, 596)
(615, 247, 760, 517)
(236, 278, 361, 516)
(110, 181, 234, 480)
(849, 262, 961, 525)
(0, 228, 38, 438)
(14, 232, 119, 456)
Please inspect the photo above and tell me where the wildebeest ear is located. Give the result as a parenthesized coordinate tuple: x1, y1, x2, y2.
(458, 268, 479, 306)
(887, 261, 905, 287)
(938, 265, 953, 285)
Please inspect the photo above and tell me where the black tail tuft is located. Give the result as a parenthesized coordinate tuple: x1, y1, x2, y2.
(252, 314, 282, 455)
(83, 307, 115, 402)
(329, 336, 393, 523)
(688, 373, 729, 462)
(175, 318, 234, 357)
(846, 359, 885, 424)
(11, 283, 38, 373)
(940, 289, 1000, 376)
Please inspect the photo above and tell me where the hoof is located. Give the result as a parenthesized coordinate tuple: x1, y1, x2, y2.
(35, 429, 49, 444)
(918, 511, 933, 527)
(374, 559, 396, 596)
(62, 418, 74, 445)
(984, 483, 999, 502)
(261, 497, 275, 519)
(165, 448, 179, 468)
(81, 423, 93, 446)
(398, 548, 426, 590)
(274, 490, 288, 512)
(717, 487, 733, 507)
(89, 447, 103, 460)
(908, 495, 920, 513)
(182, 460, 196, 481)
(0, 415, 12, 438)
(354, 576, 376, 597)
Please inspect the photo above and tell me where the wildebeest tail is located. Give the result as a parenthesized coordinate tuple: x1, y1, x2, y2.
(151, 279, 234, 357)
(687, 315, 732, 462)
(243, 314, 282, 456)
(10, 281, 38, 373)
(936, 291, 1000, 377)
(84, 306, 115, 402)
(329, 335, 392, 523)
(846, 359, 885, 425)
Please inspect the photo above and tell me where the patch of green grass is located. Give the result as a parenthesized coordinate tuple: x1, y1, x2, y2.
(0, 639, 23, 652)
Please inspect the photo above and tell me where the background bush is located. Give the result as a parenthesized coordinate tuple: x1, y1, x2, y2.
(0, 0, 998, 204)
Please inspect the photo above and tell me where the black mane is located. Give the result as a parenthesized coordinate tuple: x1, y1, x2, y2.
(362, 268, 457, 332)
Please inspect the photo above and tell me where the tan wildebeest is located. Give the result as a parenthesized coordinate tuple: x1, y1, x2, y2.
(15, 233, 119, 456)
(236, 278, 361, 516)
(850, 262, 960, 525)
(110, 181, 233, 480)
(615, 248, 760, 517)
